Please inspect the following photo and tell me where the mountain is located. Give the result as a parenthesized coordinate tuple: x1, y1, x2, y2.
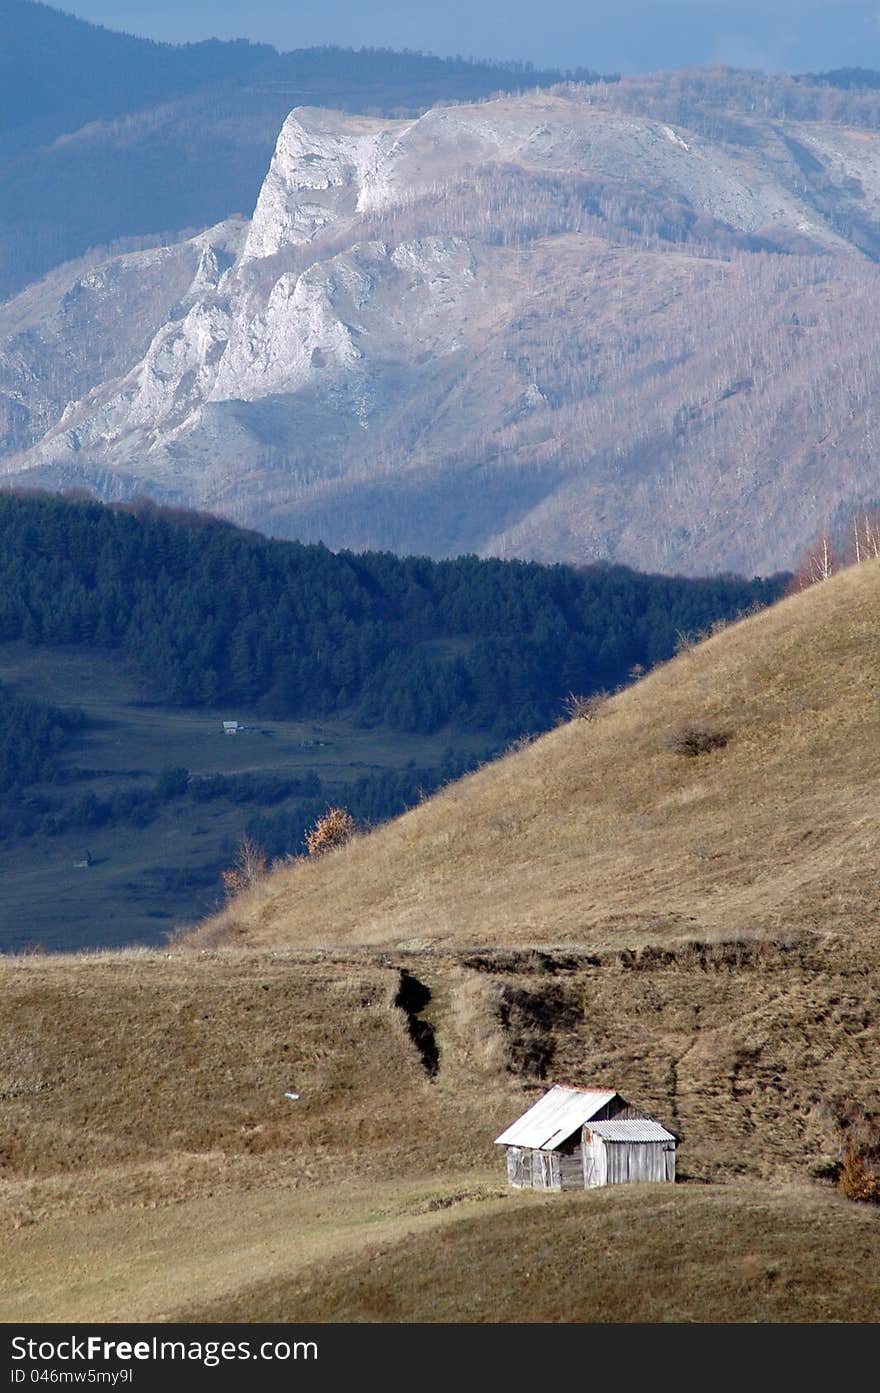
(194, 556, 880, 952)
(0, 0, 275, 151)
(0, 2, 597, 299)
(0, 1, 274, 294)
(6, 72, 880, 573)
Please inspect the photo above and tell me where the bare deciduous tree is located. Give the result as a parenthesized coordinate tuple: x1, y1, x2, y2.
(847, 511, 880, 567)
(791, 529, 838, 591)
(221, 834, 267, 899)
(563, 691, 606, 721)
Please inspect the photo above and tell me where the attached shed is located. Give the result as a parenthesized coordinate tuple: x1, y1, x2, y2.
(495, 1083, 676, 1191)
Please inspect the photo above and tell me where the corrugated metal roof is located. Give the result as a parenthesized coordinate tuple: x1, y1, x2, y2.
(588, 1119, 676, 1143)
(494, 1085, 619, 1150)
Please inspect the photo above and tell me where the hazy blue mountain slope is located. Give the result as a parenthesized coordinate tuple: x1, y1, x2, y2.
(0, 0, 272, 151)
(0, 4, 598, 299)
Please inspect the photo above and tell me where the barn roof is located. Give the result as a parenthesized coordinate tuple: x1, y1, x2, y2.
(588, 1119, 675, 1144)
(494, 1085, 620, 1151)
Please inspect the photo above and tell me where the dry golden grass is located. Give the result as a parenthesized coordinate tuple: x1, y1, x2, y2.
(0, 948, 517, 1320)
(192, 559, 880, 951)
(1, 930, 878, 1320)
(185, 1182, 880, 1323)
(6, 568, 880, 1323)
(0, 950, 505, 1191)
(0, 1174, 508, 1323)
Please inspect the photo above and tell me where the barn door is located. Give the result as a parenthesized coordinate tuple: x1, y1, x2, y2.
(582, 1131, 600, 1188)
(540, 1153, 553, 1189)
(582, 1148, 596, 1187)
(582, 1129, 607, 1188)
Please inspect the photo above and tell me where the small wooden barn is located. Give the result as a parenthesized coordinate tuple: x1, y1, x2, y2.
(495, 1083, 676, 1190)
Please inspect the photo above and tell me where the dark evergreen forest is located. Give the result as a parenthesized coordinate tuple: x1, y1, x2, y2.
(0, 684, 84, 804)
(0, 491, 787, 739)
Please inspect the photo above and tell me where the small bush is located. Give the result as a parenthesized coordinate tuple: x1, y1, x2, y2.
(506, 733, 534, 754)
(563, 691, 606, 722)
(661, 723, 728, 757)
(838, 1137, 880, 1204)
(305, 807, 356, 857)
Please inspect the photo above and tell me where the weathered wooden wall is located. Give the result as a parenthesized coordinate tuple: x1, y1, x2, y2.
(506, 1135, 675, 1189)
(506, 1146, 562, 1189)
(506, 1140, 675, 1189)
(604, 1141, 675, 1184)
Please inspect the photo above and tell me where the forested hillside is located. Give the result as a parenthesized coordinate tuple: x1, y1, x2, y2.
(0, 683, 83, 803)
(0, 1, 272, 151)
(0, 493, 785, 738)
(0, 491, 785, 948)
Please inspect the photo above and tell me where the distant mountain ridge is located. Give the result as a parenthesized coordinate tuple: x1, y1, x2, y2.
(0, 0, 273, 151)
(6, 75, 880, 573)
(0, 2, 603, 299)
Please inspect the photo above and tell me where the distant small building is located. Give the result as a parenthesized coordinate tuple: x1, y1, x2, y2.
(495, 1083, 676, 1190)
(222, 721, 240, 735)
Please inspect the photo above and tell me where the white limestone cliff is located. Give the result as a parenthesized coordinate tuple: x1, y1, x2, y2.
(242, 109, 409, 261)
(6, 88, 880, 575)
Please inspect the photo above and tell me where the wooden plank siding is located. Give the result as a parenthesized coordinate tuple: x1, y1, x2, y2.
(604, 1140, 675, 1184)
(501, 1090, 675, 1190)
(559, 1152, 585, 1190)
(507, 1138, 675, 1189)
(505, 1147, 564, 1189)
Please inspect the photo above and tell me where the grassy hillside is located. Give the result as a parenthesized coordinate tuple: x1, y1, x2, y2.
(4, 566, 880, 1323)
(2, 941, 878, 1320)
(0, 494, 780, 950)
(0, 947, 514, 1320)
(199, 559, 880, 951)
(186, 1183, 880, 1323)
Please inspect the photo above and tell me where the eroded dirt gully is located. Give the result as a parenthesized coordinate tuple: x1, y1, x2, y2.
(383, 932, 877, 1184)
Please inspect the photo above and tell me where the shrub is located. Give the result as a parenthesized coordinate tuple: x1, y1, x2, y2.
(505, 733, 534, 754)
(305, 807, 356, 857)
(838, 1136, 880, 1204)
(661, 722, 728, 757)
(563, 691, 606, 722)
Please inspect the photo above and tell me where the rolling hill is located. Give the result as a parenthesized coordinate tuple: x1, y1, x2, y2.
(0, 493, 777, 951)
(3, 566, 880, 1321)
(195, 557, 880, 953)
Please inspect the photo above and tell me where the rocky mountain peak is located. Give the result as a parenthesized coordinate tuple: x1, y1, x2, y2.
(6, 79, 880, 574)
